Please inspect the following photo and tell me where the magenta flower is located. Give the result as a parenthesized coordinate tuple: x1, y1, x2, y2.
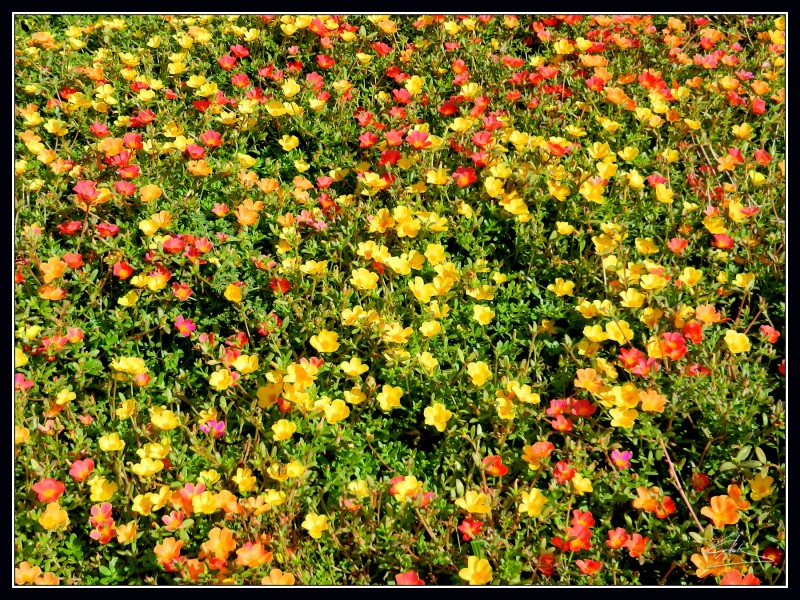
(199, 420, 226, 437)
(611, 449, 633, 470)
(175, 315, 196, 337)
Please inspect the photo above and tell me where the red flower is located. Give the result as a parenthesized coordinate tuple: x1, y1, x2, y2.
(373, 42, 392, 56)
(185, 144, 205, 159)
(458, 517, 484, 541)
(682, 320, 704, 344)
(482, 455, 508, 477)
(395, 571, 425, 585)
(270, 277, 291, 294)
(553, 460, 576, 484)
(316, 54, 335, 69)
(230, 44, 249, 58)
(471, 131, 493, 147)
(62, 253, 83, 269)
(692, 472, 710, 491)
(661, 331, 688, 361)
(96, 223, 120, 237)
(576, 559, 603, 575)
(606, 527, 630, 549)
(123, 132, 143, 149)
(760, 546, 783, 567)
(15, 373, 34, 391)
(618, 347, 644, 369)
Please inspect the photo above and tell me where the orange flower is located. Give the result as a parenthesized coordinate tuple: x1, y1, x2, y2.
(235, 542, 273, 568)
(632, 486, 659, 512)
(15, 561, 42, 585)
(262, 568, 295, 585)
(199, 527, 237, 560)
(690, 547, 734, 578)
(700, 495, 740, 529)
(153, 537, 184, 570)
(727, 484, 751, 511)
(39, 257, 66, 284)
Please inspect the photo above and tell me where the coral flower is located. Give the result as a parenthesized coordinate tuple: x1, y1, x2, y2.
(395, 570, 425, 585)
(31, 479, 65, 503)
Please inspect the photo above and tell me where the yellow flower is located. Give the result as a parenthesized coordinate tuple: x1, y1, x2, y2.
(455, 490, 492, 514)
(209, 369, 235, 391)
(15, 425, 30, 445)
(655, 183, 674, 204)
(224, 284, 243, 303)
(278, 135, 299, 151)
(310, 329, 339, 353)
(301, 513, 329, 539)
(733, 273, 756, 290)
(149, 406, 179, 430)
(89, 477, 118, 502)
(572, 473, 593, 495)
(610, 407, 638, 428)
(231, 354, 259, 375)
(271, 419, 297, 441)
(619, 288, 645, 308)
(232, 468, 257, 493)
(323, 399, 350, 424)
(556, 222, 574, 235)
(15, 347, 28, 368)
(200, 469, 221, 486)
(472, 306, 495, 325)
(376, 385, 404, 412)
(98, 433, 125, 452)
(605, 320, 634, 344)
(548, 278, 575, 297)
(459, 556, 493, 586)
(466, 361, 492, 386)
(418, 352, 439, 372)
(117, 399, 136, 419)
(419, 320, 442, 338)
(518, 488, 548, 516)
(281, 78, 301, 98)
(343, 386, 367, 405)
(55, 389, 76, 406)
(340, 357, 369, 377)
(724, 330, 751, 354)
(423, 402, 453, 432)
(39, 502, 69, 530)
(393, 475, 422, 502)
(749, 473, 774, 501)
(131, 457, 164, 478)
(350, 268, 379, 290)
(679, 267, 703, 287)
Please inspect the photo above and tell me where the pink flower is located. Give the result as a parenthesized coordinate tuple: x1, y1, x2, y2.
(199, 420, 226, 437)
(611, 449, 632, 470)
(15, 373, 34, 391)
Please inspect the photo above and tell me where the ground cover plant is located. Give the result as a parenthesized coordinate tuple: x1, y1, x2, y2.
(14, 14, 785, 586)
